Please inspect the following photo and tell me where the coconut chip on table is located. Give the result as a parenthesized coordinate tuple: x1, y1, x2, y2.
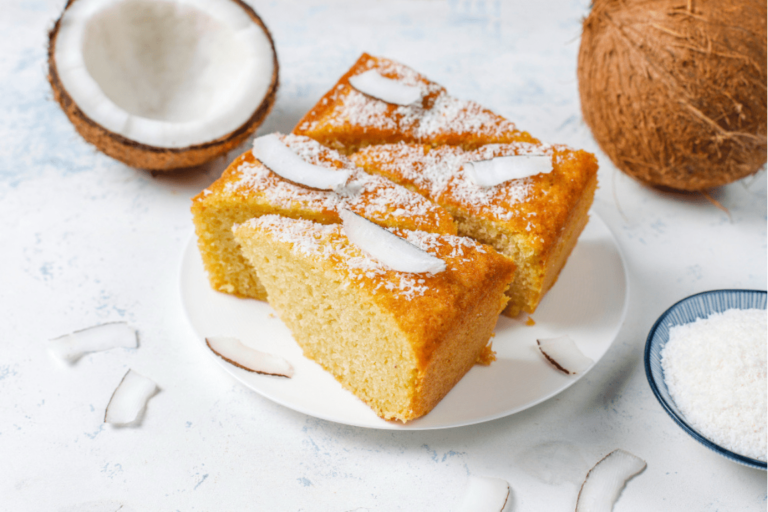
(457, 476, 512, 512)
(227, 134, 444, 226)
(49, 321, 138, 363)
(104, 369, 159, 426)
(576, 449, 646, 512)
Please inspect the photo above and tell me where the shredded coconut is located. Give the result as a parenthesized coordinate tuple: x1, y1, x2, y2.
(222, 134, 445, 227)
(244, 215, 487, 300)
(354, 141, 554, 222)
(301, 56, 522, 143)
(661, 308, 767, 461)
(415, 94, 516, 139)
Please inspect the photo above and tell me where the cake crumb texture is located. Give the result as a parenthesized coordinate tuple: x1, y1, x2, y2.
(191, 134, 456, 300)
(233, 215, 515, 422)
(352, 141, 598, 316)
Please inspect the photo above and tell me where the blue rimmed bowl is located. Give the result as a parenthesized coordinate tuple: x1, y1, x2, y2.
(645, 289, 767, 470)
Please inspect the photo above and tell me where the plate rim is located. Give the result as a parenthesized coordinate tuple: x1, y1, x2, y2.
(180, 212, 631, 430)
(643, 288, 768, 470)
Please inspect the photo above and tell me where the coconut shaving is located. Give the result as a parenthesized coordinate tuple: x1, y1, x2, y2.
(661, 308, 767, 461)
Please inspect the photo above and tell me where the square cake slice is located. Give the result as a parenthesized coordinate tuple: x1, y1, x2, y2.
(293, 53, 537, 153)
(233, 215, 516, 422)
(351, 142, 599, 317)
(191, 134, 456, 300)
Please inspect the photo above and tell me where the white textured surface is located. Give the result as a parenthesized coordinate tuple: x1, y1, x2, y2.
(1, 0, 766, 510)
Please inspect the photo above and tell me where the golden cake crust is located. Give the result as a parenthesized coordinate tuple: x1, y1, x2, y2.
(293, 53, 537, 153)
(191, 134, 456, 299)
(351, 142, 598, 255)
(351, 141, 599, 316)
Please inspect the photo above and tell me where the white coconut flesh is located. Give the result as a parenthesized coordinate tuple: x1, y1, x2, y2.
(205, 336, 294, 378)
(49, 321, 137, 363)
(464, 155, 552, 187)
(54, 0, 275, 148)
(457, 476, 511, 512)
(340, 209, 446, 275)
(104, 369, 158, 426)
(576, 449, 647, 512)
(537, 335, 594, 375)
(252, 134, 351, 191)
(349, 70, 422, 106)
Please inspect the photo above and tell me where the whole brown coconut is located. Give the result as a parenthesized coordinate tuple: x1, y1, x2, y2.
(578, 0, 767, 191)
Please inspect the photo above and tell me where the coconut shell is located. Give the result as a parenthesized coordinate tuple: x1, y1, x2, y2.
(47, 0, 279, 172)
(578, 0, 767, 191)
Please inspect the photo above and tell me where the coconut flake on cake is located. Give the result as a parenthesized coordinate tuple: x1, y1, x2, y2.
(349, 70, 422, 106)
(224, 134, 444, 226)
(354, 141, 555, 222)
(242, 215, 488, 300)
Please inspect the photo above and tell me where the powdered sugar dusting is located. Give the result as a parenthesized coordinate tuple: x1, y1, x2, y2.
(354, 141, 554, 222)
(242, 215, 489, 300)
(222, 134, 447, 228)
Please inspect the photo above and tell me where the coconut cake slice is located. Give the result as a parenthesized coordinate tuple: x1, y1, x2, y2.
(351, 142, 598, 317)
(191, 134, 456, 300)
(292, 54, 599, 316)
(233, 215, 515, 422)
(293, 53, 537, 153)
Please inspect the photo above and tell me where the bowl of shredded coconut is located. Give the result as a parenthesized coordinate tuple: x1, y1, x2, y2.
(645, 289, 767, 470)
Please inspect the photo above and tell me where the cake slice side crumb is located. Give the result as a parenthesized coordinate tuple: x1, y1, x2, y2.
(233, 215, 515, 422)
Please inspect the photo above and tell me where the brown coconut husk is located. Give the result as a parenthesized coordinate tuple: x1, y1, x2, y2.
(47, 0, 279, 172)
(578, 0, 767, 191)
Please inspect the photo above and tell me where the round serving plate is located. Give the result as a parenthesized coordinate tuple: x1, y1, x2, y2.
(645, 289, 767, 470)
(180, 213, 629, 430)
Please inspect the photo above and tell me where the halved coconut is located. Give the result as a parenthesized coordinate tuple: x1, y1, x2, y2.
(48, 0, 279, 171)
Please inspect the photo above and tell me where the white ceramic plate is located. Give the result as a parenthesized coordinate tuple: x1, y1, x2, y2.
(179, 213, 628, 430)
